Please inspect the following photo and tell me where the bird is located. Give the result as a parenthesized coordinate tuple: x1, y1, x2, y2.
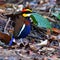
(8, 8, 32, 46)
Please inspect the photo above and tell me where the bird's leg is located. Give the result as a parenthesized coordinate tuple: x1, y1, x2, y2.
(20, 38, 24, 44)
(17, 38, 24, 46)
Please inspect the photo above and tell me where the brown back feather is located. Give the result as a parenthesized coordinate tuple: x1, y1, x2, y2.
(14, 15, 26, 37)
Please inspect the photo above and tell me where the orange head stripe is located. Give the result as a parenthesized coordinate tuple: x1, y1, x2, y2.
(22, 9, 27, 12)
